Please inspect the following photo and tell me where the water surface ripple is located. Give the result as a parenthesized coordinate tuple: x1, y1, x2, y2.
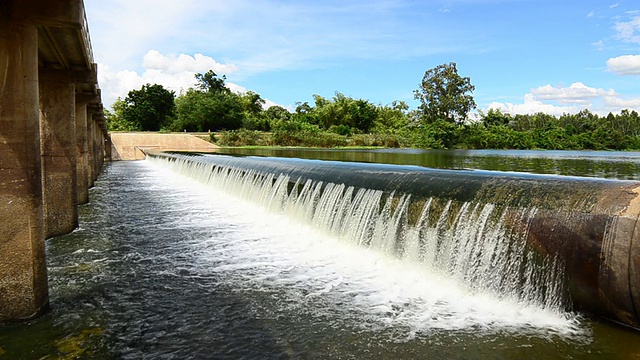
(1, 160, 639, 359)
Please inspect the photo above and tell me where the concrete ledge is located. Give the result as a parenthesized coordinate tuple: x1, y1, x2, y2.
(110, 132, 219, 160)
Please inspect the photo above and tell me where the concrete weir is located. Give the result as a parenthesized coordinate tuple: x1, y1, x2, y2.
(151, 152, 640, 330)
(0, 0, 107, 321)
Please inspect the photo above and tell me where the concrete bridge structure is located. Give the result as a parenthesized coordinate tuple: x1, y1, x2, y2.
(0, 0, 108, 321)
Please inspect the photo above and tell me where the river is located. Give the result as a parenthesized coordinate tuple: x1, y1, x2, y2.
(1, 149, 639, 358)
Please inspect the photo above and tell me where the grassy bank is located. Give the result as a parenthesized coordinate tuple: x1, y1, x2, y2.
(214, 129, 405, 148)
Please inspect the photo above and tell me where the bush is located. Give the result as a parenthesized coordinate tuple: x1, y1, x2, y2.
(217, 129, 269, 146)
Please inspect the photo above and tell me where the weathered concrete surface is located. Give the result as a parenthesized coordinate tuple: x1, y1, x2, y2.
(0, 20, 50, 321)
(75, 99, 89, 204)
(39, 69, 78, 238)
(110, 132, 219, 160)
(86, 113, 95, 187)
(1, 0, 107, 322)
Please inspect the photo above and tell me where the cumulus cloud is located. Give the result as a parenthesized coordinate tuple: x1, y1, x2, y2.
(98, 50, 280, 109)
(530, 82, 616, 104)
(142, 50, 238, 75)
(604, 96, 640, 108)
(487, 94, 582, 117)
(486, 83, 639, 116)
(606, 54, 640, 75)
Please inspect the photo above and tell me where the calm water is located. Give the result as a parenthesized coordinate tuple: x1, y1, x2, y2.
(1, 150, 640, 358)
(213, 148, 640, 180)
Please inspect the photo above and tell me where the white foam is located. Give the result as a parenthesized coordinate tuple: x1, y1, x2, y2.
(141, 157, 584, 337)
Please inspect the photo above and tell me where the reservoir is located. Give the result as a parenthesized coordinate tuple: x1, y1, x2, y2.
(1, 150, 639, 358)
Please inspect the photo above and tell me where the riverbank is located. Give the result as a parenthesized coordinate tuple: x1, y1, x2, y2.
(214, 116, 640, 150)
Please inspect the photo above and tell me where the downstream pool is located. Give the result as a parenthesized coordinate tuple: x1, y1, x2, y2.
(1, 150, 639, 359)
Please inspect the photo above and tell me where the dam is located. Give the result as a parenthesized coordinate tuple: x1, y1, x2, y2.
(1, 149, 639, 357)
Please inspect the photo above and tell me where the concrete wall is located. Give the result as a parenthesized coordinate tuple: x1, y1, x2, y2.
(110, 133, 219, 161)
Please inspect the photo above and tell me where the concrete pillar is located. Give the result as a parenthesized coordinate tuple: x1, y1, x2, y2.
(92, 124, 99, 179)
(39, 69, 78, 238)
(97, 127, 105, 173)
(104, 135, 112, 161)
(75, 100, 89, 204)
(86, 112, 95, 188)
(0, 20, 49, 321)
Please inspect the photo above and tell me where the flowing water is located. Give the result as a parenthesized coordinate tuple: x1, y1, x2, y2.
(1, 151, 640, 358)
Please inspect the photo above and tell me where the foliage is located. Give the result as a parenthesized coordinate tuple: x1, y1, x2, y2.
(110, 68, 640, 151)
(309, 92, 379, 132)
(217, 129, 269, 146)
(105, 97, 137, 131)
(195, 70, 229, 94)
(121, 84, 176, 131)
(173, 88, 244, 132)
(414, 62, 476, 124)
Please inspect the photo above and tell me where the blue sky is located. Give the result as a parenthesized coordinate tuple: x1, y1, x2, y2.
(86, 0, 640, 116)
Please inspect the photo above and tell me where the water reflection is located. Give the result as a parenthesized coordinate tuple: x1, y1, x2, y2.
(211, 148, 640, 180)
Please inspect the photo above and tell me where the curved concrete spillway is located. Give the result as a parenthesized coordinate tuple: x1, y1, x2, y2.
(149, 151, 640, 330)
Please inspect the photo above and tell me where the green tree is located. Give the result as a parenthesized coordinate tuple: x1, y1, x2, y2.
(414, 62, 476, 124)
(172, 71, 249, 132)
(105, 97, 137, 131)
(173, 88, 244, 132)
(374, 101, 410, 132)
(121, 84, 176, 131)
(481, 108, 511, 126)
(195, 70, 229, 94)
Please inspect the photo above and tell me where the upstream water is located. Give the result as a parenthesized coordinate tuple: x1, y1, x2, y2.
(214, 148, 640, 180)
(1, 153, 640, 358)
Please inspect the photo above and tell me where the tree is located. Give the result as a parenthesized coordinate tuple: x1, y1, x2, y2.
(414, 62, 476, 124)
(105, 97, 137, 131)
(195, 70, 228, 94)
(172, 70, 250, 132)
(122, 84, 176, 131)
(173, 88, 244, 132)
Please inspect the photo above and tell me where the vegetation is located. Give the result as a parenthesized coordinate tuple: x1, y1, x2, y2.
(106, 84, 175, 131)
(106, 63, 640, 150)
(414, 62, 476, 124)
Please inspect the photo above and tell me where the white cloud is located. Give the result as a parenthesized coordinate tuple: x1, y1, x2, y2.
(610, 3, 619, 9)
(99, 50, 236, 106)
(530, 82, 616, 104)
(487, 94, 582, 117)
(142, 50, 239, 75)
(604, 96, 640, 108)
(587, 11, 595, 18)
(614, 15, 640, 44)
(486, 84, 639, 116)
(98, 50, 284, 110)
(592, 40, 605, 51)
(606, 54, 640, 75)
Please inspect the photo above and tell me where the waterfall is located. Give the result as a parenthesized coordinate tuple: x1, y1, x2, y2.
(148, 153, 569, 313)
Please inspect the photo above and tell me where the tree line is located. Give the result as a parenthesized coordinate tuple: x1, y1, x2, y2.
(106, 63, 640, 150)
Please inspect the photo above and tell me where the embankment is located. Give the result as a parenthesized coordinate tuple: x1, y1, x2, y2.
(110, 132, 218, 160)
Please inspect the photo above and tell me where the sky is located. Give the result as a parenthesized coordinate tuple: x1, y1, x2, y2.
(85, 0, 640, 117)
